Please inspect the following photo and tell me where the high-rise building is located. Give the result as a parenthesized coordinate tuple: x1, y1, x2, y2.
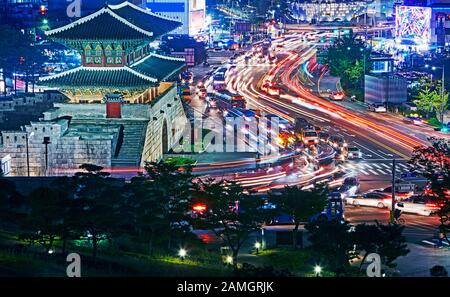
(146, 0, 206, 36)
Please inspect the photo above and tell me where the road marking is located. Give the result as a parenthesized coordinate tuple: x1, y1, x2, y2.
(376, 169, 389, 175)
(353, 141, 386, 159)
(372, 163, 382, 169)
(398, 163, 410, 169)
(368, 169, 379, 175)
(380, 163, 391, 169)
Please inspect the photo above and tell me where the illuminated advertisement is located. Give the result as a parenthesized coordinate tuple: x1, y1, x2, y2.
(189, 0, 205, 36)
(395, 5, 431, 45)
(190, 9, 205, 36)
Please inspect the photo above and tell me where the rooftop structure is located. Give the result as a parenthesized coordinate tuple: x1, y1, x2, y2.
(39, 1, 186, 103)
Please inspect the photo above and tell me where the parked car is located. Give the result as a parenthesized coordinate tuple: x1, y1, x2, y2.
(374, 185, 415, 200)
(368, 103, 387, 113)
(395, 195, 440, 216)
(345, 191, 391, 208)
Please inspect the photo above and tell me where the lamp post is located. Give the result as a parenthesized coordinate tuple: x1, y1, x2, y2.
(430, 65, 446, 124)
(178, 248, 187, 261)
(314, 265, 322, 277)
(25, 131, 34, 177)
(254, 241, 261, 255)
(43, 137, 51, 176)
(390, 158, 396, 224)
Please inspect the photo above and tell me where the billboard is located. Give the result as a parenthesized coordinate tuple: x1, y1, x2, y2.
(189, 0, 205, 36)
(395, 5, 431, 45)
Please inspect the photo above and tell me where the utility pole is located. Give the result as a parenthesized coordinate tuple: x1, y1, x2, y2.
(390, 158, 396, 224)
(26, 133, 30, 177)
(440, 64, 446, 124)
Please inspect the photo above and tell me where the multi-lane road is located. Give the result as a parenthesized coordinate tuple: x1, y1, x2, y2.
(213, 32, 449, 274)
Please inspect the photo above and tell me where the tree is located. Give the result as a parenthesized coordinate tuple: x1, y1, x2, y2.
(269, 185, 328, 249)
(414, 77, 449, 122)
(409, 138, 450, 245)
(122, 174, 169, 255)
(414, 86, 438, 118)
(73, 164, 123, 261)
(432, 91, 448, 124)
(305, 220, 358, 276)
(353, 222, 409, 270)
(25, 187, 65, 253)
(143, 160, 194, 250)
(193, 178, 267, 266)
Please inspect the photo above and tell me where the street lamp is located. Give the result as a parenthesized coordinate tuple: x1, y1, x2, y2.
(254, 241, 261, 254)
(430, 65, 446, 124)
(25, 131, 35, 176)
(43, 137, 51, 176)
(225, 255, 233, 265)
(178, 248, 187, 260)
(314, 265, 322, 276)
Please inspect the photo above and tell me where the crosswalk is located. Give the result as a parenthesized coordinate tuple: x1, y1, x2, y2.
(338, 161, 413, 176)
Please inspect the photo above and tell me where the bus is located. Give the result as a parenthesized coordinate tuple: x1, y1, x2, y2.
(214, 90, 246, 111)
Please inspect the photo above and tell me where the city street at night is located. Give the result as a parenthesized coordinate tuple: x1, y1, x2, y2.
(0, 0, 450, 291)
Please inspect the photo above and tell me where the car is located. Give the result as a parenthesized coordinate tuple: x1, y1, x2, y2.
(374, 185, 415, 200)
(337, 177, 360, 198)
(196, 87, 207, 98)
(397, 172, 428, 189)
(319, 131, 330, 142)
(328, 135, 347, 149)
(301, 130, 319, 146)
(294, 117, 310, 132)
(403, 116, 424, 125)
(329, 91, 345, 101)
(368, 103, 387, 113)
(347, 147, 362, 159)
(345, 192, 392, 208)
(395, 195, 440, 216)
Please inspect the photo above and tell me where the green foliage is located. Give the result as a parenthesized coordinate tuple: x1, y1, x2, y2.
(409, 138, 450, 244)
(256, 248, 318, 276)
(164, 156, 196, 167)
(353, 222, 409, 269)
(269, 184, 328, 248)
(413, 77, 449, 122)
(324, 33, 370, 98)
(232, 263, 294, 277)
(193, 178, 267, 264)
(305, 220, 358, 276)
(23, 187, 66, 252)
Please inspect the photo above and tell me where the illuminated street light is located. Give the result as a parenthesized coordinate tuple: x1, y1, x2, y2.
(225, 256, 233, 264)
(178, 248, 187, 260)
(314, 265, 322, 276)
(254, 242, 261, 255)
